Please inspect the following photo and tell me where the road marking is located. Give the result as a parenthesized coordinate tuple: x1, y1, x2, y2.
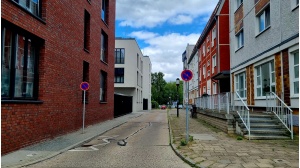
(69, 135, 119, 152)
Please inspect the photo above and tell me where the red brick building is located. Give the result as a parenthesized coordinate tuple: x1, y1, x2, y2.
(191, 0, 230, 96)
(1, 0, 115, 154)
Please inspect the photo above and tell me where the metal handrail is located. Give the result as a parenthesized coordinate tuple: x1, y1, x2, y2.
(235, 91, 250, 140)
(266, 92, 293, 139)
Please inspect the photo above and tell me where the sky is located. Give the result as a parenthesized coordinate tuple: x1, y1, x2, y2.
(115, 0, 219, 82)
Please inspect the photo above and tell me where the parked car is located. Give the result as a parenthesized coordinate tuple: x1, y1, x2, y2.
(178, 104, 183, 109)
(161, 105, 167, 110)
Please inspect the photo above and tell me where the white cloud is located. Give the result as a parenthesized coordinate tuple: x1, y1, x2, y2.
(169, 15, 193, 25)
(116, 0, 219, 28)
(129, 31, 199, 82)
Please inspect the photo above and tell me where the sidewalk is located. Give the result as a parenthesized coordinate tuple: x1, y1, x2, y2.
(168, 109, 299, 168)
(1, 112, 144, 168)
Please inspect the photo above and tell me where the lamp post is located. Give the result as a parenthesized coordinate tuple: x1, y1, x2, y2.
(176, 78, 180, 117)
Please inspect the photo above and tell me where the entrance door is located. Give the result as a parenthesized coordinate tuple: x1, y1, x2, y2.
(143, 99, 148, 110)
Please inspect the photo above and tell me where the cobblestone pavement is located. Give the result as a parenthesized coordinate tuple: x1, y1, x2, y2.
(168, 109, 299, 168)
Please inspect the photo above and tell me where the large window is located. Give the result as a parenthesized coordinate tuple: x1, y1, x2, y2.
(255, 61, 275, 97)
(101, 0, 108, 23)
(114, 68, 124, 83)
(212, 55, 216, 73)
(100, 71, 107, 102)
(1, 26, 40, 100)
(101, 31, 108, 63)
(13, 0, 41, 17)
(235, 72, 246, 98)
(84, 10, 90, 51)
(236, 29, 244, 50)
(115, 48, 125, 64)
(257, 5, 270, 33)
(290, 51, 299, 95)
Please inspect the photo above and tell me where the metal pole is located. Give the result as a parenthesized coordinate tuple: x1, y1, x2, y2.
(185, 81, 189, 143)
(177, 85, 179, 117)
(82, 90, 86, 134)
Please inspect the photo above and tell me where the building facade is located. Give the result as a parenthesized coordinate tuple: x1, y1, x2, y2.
(1, 0, 116, 154)
(187, 45, 199, 104)
(115, 38, 152, 112)
(229, 0, 299, 112)
(182, 44, 195, 105)
(191, 0, 230, 97)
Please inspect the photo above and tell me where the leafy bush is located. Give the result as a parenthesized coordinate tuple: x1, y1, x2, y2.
(151, 101, 159, 109)
(180, 139, 187, 146)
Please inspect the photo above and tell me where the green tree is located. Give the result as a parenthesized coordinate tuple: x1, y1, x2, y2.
(151, 72, 166, 105)
(151, 72, 184, 105)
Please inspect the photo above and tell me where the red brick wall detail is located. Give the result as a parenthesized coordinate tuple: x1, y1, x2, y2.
(1, 0, 116, 154)
(282, 50, 291, 106)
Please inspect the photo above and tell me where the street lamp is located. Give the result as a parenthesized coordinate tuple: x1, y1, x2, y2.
(176, 78, 180, 117)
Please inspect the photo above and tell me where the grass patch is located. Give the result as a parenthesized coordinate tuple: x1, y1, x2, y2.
(180, 139, 187, 146)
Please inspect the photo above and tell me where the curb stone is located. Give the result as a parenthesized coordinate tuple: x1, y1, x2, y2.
(168, 110, 198, 168)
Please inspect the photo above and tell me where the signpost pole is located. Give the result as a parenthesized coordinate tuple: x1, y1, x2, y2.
(180, 69, 193, 144)
(82, 90, 86, 134)
(185, 81, 189, 143)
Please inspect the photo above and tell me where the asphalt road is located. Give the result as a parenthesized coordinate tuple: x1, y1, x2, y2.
(25, 110, 190, 168)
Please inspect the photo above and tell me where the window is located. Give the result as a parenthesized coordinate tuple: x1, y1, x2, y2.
(235, 72, 246, 98)
(84, 10, 90, 51)
(290, 51, 299, 95)
(13, 0, 41, 17)
(202, 43, 206, 56)
(203, 64, 206, 77)
(255, 61, 275, 97)
(212, 55, 216, 73)
(212, 28, 216, 47)
(115, 48, 125, 64)
(207, 70, 210, 77)
(257, 5, 270, 33)
(101, 31, 108, 63)
(114, 68, 124, 83)
(236, 29, 244, 50)
(213, 82, 217, 94)
(203, 87, 206, 94)
(137, 53, 139, 68)
(100, 71, 107, 102)
(207, 46, 210, 53)
(1, 26, 40, 100)
(207, 60, 210, 67)
(101, 0, 108, 23)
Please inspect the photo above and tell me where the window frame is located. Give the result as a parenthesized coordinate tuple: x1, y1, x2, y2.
(235, 0, 243, 11)
(235, 72, 247, 99)
(1, 25, 41, 101)
(114, 68, 124, 83)
(254, 60, 275, 98)
(115, 48, 125, 64)
(101, 0, 109, 24)
(12, 0, 42, 18)
(289, 49, 299, 97)
(100, 70, 107, 102)
(256, 4, 270, 35)
(101, 31, 108, 63)
(236, 29, 244, 50)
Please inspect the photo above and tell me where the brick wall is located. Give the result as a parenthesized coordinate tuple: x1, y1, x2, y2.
(282, 49, 291, 106)
(1, 0, 116, 154)
(197, 110, 235, 134)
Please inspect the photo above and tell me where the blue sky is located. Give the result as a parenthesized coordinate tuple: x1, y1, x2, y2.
(115, 0, 219, 82)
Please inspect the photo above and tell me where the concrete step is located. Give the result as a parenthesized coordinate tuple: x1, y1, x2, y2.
(244, 134, 291, 140)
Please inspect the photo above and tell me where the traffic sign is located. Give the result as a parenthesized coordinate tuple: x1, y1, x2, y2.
(80, 82, 89, 91)
(181, 70, 193, 81)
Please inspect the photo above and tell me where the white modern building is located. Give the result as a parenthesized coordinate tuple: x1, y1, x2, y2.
(115, 38, 152, 112)
(182, 44, 197, 105)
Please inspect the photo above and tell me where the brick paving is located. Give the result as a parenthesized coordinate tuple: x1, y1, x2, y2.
(168, 109, 299, 168)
